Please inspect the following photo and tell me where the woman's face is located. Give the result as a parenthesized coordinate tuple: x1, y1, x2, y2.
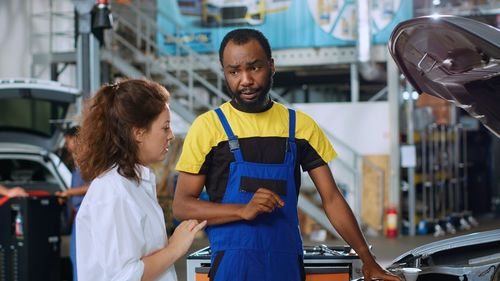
(136, 104, 175, 166)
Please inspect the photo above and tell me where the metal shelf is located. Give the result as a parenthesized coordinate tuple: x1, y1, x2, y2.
(416, 1, 500, 17)
(166, 45, 388, 71)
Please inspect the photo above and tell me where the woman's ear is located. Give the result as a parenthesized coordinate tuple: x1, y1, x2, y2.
(133, 127, 145, 143)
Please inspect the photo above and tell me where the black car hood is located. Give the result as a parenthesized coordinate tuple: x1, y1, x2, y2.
(388, 15, 500, 137)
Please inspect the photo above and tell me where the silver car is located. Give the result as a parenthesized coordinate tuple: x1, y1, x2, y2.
(0, 78, 80, 279)
(0, 78, 80, 191)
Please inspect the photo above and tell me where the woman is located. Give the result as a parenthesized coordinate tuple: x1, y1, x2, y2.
(75, 79, 205, 281)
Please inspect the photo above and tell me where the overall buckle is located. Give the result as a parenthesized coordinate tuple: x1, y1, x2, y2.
(228, 138, 240, 151)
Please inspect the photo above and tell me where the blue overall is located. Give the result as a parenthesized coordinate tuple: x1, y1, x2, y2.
(206, 108, 304, 281)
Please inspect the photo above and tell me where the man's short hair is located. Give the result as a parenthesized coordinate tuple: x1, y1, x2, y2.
(64, 125, 80, 137)
(219, 28, 272, 65)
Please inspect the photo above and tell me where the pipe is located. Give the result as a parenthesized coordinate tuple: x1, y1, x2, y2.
(356, 0, 386, 82)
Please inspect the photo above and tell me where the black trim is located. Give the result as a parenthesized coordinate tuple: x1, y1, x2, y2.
(201, 137, 326, 203)
(299, 255, 306, 281)
(208, 251, 225, 281)
(240, 176, 287, 196)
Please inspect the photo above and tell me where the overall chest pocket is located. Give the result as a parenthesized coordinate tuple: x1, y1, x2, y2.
(239, 176, 287, 196)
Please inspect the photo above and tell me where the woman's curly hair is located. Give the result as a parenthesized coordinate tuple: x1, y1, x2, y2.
(75, 79, 170, 183)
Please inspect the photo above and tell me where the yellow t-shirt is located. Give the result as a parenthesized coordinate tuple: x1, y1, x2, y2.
(176, 101, 336, 202)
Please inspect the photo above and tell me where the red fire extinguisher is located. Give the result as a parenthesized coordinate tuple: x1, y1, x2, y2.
(386, 206, 398, 238)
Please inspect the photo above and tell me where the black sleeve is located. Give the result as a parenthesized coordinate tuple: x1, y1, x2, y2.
(199, 150, 212, 175)
(296, 139, 328, 172)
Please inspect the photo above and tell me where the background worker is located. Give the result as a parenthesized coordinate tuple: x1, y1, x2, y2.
(56, 125, 89, 281)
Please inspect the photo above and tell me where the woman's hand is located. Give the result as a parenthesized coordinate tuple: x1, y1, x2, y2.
(167, 219, 207, 259)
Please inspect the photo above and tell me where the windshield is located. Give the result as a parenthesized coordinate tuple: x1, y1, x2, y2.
(0, 97, 68, 137)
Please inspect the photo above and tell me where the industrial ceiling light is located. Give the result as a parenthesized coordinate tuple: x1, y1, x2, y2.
(92, 0, 113, 30)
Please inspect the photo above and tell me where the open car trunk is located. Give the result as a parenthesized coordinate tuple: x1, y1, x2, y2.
(0, 78, 80, 151)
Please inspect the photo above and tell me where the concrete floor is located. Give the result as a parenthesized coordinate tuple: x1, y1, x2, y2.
(174, 214, 500, 281)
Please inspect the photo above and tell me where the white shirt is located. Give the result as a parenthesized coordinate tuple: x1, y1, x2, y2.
(76, 165, 177, 281)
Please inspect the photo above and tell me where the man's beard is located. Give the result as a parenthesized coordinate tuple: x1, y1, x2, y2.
(227, 74, 273, 113)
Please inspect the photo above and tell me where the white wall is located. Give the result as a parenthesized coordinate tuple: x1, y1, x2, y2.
(294, 102, 390, 155)
(0, 0, 76, 85)
(0, 1, 31, 77)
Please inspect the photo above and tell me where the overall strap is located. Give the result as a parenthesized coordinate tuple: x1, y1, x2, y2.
(288, 108, 296, 141)
(285, 108, 296, 163)
(214, 108, 243, 162)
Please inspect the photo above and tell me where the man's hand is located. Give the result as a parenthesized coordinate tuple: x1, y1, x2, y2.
(362, 260, 402, 281)
(55, 190, 69, 204)
(239, 188, 284, 220)
(5, 187, 28, 197)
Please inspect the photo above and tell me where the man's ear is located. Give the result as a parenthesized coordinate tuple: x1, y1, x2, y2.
(133, 127, 145, 143)
(270, 58, 276, 76)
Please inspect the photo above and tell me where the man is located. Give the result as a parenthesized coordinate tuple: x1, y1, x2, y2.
(173, 28, 400, 281)
(55, 125, 89, 281)
(56, 126, 89, 207)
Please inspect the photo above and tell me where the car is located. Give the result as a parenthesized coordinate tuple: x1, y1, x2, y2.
(387, 15, 500, 281)
(0, 78, 80, 279)
(386, 229, 500, 281)
(202, 0, 262, 26)
(0, 78, 79, 193)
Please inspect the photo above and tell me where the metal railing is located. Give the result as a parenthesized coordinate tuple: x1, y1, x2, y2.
(108, 3, 228, 108)
(30, 0, 75, 78)
(27, 0, 387, 236)
(107, 0, 386, 236)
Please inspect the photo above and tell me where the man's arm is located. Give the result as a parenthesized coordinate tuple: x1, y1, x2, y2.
(0, 184, 8, 196)
(55, 184, 89, 205)
(56, 185, 89, 198)
(309, 165, 400, 281)
(0, 184, 28, 197)
(172, 172, 283, 225)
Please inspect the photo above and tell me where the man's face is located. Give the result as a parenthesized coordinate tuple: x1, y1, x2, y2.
(64, 135, 76, 154)
(222, 39, 275, 111)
